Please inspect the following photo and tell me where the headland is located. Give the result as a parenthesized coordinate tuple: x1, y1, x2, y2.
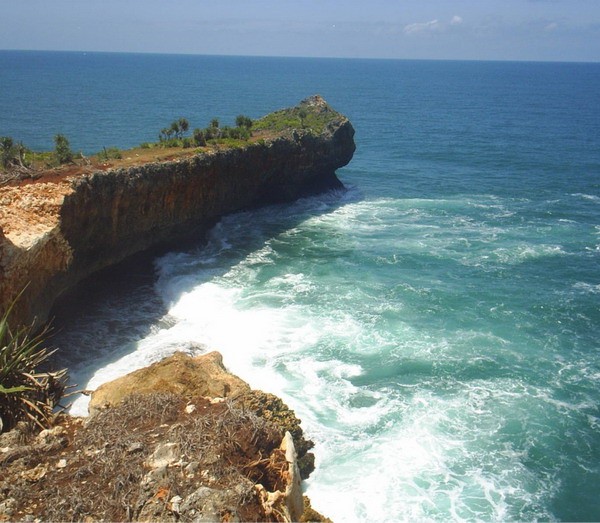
(0, 95, 355, 329)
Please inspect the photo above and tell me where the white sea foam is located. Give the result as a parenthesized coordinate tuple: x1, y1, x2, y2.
(305, 378, 556, 522)
(60, 187, 595, 521)
(488, 243, 566, 265)
(571, 193, 600, 203)
(573, 281, 600, 294)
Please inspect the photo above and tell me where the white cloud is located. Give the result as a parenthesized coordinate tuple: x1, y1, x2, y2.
(403, 19, 440, 35)
(450, 15, 463, 26)
(545, 22, 558, 31)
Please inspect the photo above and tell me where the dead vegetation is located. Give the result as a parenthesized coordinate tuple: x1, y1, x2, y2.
(0, 392, 325, 522)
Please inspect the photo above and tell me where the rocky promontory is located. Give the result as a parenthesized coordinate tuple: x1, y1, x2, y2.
(0, 352, 329, 522)
(0, 96, 354, 522)
(0, 95, 355, 328)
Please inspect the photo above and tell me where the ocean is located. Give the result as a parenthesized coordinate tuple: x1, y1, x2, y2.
(2, 50, 600, 521)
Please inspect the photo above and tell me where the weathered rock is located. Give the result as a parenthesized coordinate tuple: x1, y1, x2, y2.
(89, 351, 250, 414)
(0, 497, 17, 519)
(0, 374, 331, 522)
(256, 431, 304, 522)
(239, 389, 316, 479)
(145, 441, 181, 469)
(0, 96, 355, 328)
(177, 484, 251, 522)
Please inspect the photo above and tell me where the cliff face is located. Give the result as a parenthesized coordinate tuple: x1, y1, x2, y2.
(0, 96, 355, 327)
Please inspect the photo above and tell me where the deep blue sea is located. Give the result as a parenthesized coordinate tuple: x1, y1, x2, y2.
(2, 50, 600, 521)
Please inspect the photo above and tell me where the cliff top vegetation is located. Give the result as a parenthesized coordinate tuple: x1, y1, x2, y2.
(0, 95, 343, 188)
(253, 96, 336, 134)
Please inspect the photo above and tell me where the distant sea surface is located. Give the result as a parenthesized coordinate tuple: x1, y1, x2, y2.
(2, 50, 600, 522)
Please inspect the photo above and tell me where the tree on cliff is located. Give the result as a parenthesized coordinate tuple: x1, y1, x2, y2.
(169, 121, 180, 138)
(54, 134, 74, 164)
(178, 117, 189, 137)
(298, 108, 308, 129)
(235, 115, 253, 129)
(204, 118, 220, 140)
(159, 118, 191, 144)
(0, 137, 31, 172)
(193, 128, 206, 146)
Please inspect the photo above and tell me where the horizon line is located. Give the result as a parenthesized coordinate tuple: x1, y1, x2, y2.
(1, 47, 598, 66)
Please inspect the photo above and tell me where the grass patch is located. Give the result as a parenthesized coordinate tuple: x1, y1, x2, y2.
(96, 146, 122, 161)
(252, 105, 334, 134)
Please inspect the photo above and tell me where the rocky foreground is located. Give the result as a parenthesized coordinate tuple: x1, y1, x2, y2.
(0, 352, 330, 522)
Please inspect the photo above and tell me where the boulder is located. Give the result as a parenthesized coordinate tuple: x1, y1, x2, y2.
(89, 351, 250, 415)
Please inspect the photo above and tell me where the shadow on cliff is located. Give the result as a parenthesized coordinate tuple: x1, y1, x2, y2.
(50, 184, 359, 402)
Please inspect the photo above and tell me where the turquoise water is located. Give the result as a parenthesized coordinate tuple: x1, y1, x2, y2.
(3, 51, 600, 521)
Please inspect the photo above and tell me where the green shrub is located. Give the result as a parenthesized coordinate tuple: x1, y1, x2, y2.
(192, 128, 206, 146)
(0, 292, 67, 432)
(1, 136, 30, 170)
(0, 136, 15, 168)
(252, 104, 331, 134)
(98, 146, 122, 161)
(225, 126, 251, 140)
(178, 117, 189, 136)
(54, 134, 74, 164)
(235, 115, 253, 129)
(204, 127, 215, 140)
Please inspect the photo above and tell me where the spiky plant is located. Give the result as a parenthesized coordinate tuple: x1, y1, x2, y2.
(0, 294, 67, 432)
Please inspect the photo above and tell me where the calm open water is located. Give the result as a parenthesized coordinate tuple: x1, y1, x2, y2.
(2, 51, 600, 521)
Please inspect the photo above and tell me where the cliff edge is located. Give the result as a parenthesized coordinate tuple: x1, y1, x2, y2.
(0, 351, 330, 522)
(0, 96, 355, 328)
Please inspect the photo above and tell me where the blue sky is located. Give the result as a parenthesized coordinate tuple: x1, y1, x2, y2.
(1, 0, 599, 62)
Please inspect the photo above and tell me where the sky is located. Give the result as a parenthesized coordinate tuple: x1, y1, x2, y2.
(1, 0, 599, 62)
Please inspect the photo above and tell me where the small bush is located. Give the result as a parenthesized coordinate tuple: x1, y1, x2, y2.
(0, 136, 15, 169)
(235, 115, 253, 129)
(54, 134, 73, 164)
(0, 292, 67, 432)
(1, 136, 30, 170)
(224, 126, 251, 140)
(192, 128, 206, 146)
(98, 146, 122, 161)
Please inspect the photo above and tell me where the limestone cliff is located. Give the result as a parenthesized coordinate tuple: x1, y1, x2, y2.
(0, 96, 355, 327)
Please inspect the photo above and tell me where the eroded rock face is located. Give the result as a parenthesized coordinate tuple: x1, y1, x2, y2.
(0, 96, 355, 328)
